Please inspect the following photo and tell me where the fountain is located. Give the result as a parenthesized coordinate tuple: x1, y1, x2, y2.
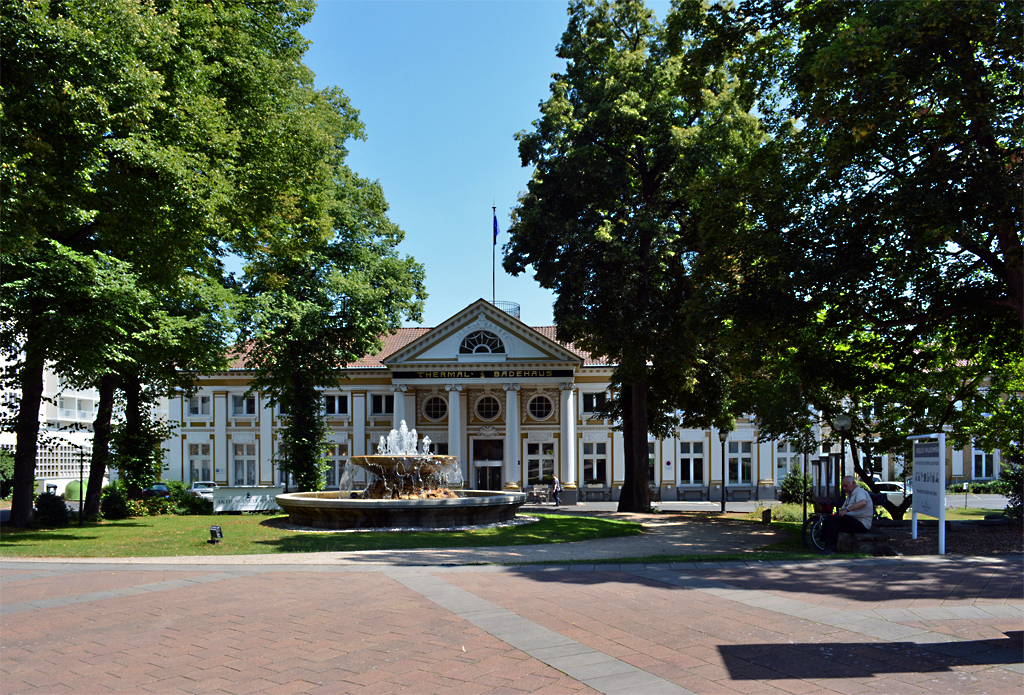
(275, 421, 526, 529)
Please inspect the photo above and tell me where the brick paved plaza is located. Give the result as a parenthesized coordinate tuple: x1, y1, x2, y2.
(2, 554, 1022, 694)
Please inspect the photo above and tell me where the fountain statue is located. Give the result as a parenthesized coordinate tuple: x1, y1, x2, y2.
(343, 421, 462, 500)
(275, 421, 526, 529)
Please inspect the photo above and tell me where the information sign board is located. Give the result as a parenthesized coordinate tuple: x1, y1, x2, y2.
(912, 440, 944, 518)
(213, 486, 284, 513)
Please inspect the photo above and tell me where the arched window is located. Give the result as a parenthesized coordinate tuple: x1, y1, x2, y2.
(459, 330, 504, 354)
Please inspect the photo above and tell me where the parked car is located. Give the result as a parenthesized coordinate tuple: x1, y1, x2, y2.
(190, 481, 218, 499)
(142, 483, 170, 499)
(870, 476, 906, 505)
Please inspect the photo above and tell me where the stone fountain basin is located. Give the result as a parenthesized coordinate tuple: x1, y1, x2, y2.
(275, 490, 527, 529)
(348, 454, 459, 477)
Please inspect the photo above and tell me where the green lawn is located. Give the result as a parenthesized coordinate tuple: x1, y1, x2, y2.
(0, 513, 642, 558)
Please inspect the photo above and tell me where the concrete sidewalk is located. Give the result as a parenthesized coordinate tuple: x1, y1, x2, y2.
(2, 510, 1022, 694)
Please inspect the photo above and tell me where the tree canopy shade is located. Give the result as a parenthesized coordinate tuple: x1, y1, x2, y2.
(717, 0, 1023, 484)
(772, 0, 1022, 338)
(504, 0, 764, 511)
(0, 0, 365, 526)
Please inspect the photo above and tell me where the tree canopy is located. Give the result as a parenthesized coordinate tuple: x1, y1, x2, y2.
(505, 0, 764, 511)
(1, 0, 419, 524)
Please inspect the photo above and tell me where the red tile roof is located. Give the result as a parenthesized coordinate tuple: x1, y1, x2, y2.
(229, 326, 613, 370)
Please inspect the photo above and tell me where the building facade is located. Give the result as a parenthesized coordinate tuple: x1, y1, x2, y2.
(160, 300, 1003, 501)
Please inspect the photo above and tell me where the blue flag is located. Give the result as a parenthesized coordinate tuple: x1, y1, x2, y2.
(493, 213, 500, 246)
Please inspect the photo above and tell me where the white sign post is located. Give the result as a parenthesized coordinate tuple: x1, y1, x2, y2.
(907, 433, 946, 555)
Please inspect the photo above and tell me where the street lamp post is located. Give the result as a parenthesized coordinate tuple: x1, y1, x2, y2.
(832, 414, 852, 502)
(719, 429, 729, 514)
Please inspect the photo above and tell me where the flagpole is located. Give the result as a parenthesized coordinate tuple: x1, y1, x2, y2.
(492, 204, 496, 304)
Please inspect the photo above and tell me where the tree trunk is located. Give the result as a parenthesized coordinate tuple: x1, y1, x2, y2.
(617, 384, 636, 512)
(618, 379, 651, 512)
(10, 332, 46, 528)
(84, 373, 116, 517)
(121, 373, 144, 496)
(849, 437, 910, 520)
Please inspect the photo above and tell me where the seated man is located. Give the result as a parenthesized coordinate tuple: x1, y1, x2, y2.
(822, 475, 873, 554)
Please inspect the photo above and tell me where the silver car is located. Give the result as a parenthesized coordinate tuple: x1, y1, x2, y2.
(190, 481, 218, 499)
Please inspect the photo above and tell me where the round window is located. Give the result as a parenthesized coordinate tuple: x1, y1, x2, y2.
(423, 396, 448, 421)
(476, 395, 501, 421)
(528, 395, 553, 420)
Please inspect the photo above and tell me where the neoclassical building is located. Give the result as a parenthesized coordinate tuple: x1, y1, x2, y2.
(161, 300, 999, 502)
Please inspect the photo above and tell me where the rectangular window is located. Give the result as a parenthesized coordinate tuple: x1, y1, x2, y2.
(728, 441, 753, 485)
(582, 392, 606, 413)
(648, 442, 656, 481)
(526, 442, 555, 485)
(680, 441, 704, 485)
(188, 396, 211, 417)
(233, 443, 257, 486)
(323, 443, 349, 487)
(232, 395, 256, 416)
(582, 442, 607, 484)
(324, 395, 349, 416)
(776, 442, 801, 484)
(189, 443, 211, 482)
(974, 449, 996, 479)
(371, 394, 394, 415)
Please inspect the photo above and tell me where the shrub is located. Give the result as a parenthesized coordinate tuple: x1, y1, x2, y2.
(778, 468, 813, 505)
(169, 482, 213, 515)
(126, 497, 174, 517)
(946, 480, 1009, 495)
(33, 491, 70, 527)
(750, 502, 806, 523)
(101, 482, 130, 520)
(0, 450, 13, 499)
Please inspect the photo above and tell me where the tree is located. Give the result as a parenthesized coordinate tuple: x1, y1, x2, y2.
(695, 0, 1021, 511)
(0, 242, 155, 526)
(504, 0, 762, 511)
(1, 0, 333, 525)
(778, 0, 1022, 337)
(236, 80, 426, 492)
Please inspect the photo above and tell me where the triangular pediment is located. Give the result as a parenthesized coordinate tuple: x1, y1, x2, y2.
(384, 299, 582, 369)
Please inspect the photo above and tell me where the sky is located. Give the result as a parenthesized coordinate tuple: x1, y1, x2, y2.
(299, 1, 668, 328)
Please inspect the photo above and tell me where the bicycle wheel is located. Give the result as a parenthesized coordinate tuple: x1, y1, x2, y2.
(802, 516, 826, 551)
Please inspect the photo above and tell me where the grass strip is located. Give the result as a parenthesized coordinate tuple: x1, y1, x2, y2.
(0, 513, 641, 558)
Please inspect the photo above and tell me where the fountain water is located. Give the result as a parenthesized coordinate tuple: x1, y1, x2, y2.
(275, 421, 526, 529)
(343, 421, 462, 500)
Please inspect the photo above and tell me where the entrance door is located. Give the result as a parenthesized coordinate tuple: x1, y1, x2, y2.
(473, 439, 504, 491)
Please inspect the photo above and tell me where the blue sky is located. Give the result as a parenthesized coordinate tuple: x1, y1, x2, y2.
(300, 1, 667, 328)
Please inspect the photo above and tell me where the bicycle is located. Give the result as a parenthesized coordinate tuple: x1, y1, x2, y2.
(802, 497, 837, 551)
(802, 492, 888, 551)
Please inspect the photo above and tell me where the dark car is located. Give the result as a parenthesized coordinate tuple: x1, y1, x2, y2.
(142, 483, 171, 499)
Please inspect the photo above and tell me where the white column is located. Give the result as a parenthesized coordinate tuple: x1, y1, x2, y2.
(213, 393, 228, 485)
(260, 393, 274, 485)
(446, 385, 464, 473)
(952, 448, 965, 478)
(559, 384, 577, 486)
(391, 384, 407, 430)
(167, 393, 183, 481)
(404, 391, 416, 429)
(504, 383, 520, 488)
(352, 393, 366, 456)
